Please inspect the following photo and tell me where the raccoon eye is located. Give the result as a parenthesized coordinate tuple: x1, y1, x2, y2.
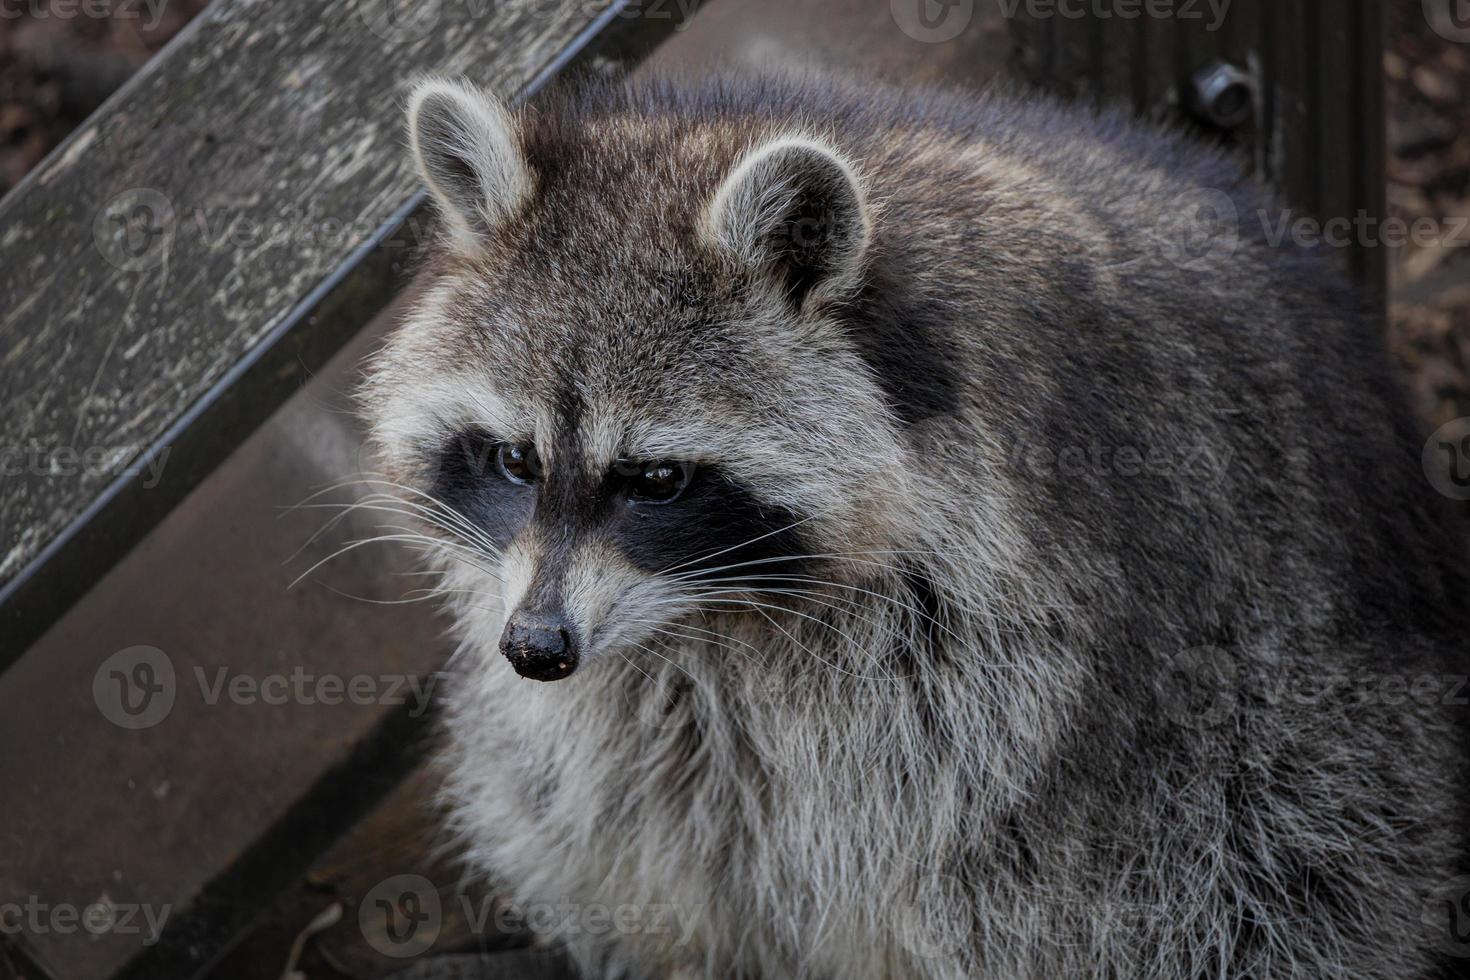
(497, 443, 539, 485)
(625, 460, 693, 504)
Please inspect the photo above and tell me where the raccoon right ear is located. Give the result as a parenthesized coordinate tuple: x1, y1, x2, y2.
(704, 135, 871, 307)
(407, 79, 532, 254)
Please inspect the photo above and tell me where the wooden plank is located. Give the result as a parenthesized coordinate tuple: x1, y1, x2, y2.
(0, 0, 695, 669)
(1315, 4, 1351, 234)
(1273, 1, 1321, 214)
(1089, 10, 1136, 112)
(1052, 12, 1095, 104)
(1008, 12, 1052, 88)
(1218, 0, 1263, 171)
(1139, 6, 1178, 117)
(1349, 0, 1387, 307)
(1007, 0, 1386, 306)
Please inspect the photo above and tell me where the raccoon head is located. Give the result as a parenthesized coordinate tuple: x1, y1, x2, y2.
(364, 79, 925, 682)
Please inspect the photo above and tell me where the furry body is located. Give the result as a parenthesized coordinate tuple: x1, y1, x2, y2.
(363, 75, 1470, 978)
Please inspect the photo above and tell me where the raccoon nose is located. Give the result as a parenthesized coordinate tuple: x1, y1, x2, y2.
(499, 609, 579, 681)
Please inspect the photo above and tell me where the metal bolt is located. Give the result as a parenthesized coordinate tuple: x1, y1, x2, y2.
(1187, 60, 1256, 130)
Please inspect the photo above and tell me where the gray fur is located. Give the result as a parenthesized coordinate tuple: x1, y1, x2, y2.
(362, 74, 1470, 979)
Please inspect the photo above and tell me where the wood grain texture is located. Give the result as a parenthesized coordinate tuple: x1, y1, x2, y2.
(1008, 0, 1387, 308)
(0, 0, 691, 662)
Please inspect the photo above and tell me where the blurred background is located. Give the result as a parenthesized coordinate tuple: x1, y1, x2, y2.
(3, 2, 1468, 979)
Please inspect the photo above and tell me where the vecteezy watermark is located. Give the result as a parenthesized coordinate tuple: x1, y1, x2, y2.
(91, 190, 451, 272)
(890, 0, 975, 42)
(0, 0, 168, 28)
(899, 889, 1180, 959)
(631, 667, 699, 735)
(356, 0, 444, 43)
(1258, 211, 1470, 252)
(360, 875, 442, 959)
(1423, 417, 1470, 501)
(93, 646, 176, 730)
(470, 894, 701, 947)
(1425, 0, 1470, 43)
(357, 874, 701, 959)
(93, 646, 440, 730)
(1421, 875, 1470, 958)
(996, 0, 1232, 30)
(93, 187, 175, 272)
(894, 872, 971, 960)
(1, 443, 170, 487)
(0, 896, 171, 947)
(1154, 640, 1470, 730)
(356, 0, 705, 44)
(1154, 645, 1239, 729)
(1140, 196, 1470, 273)
(1301, 671, 1470, 709)
(1005, 434, 1235, 487)
(1148, 187, 1241, 272)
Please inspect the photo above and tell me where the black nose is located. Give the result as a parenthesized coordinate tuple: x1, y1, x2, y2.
(499, 610, 579, 681)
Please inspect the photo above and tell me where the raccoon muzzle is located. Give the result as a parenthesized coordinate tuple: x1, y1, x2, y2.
(499, 608, 579, 681)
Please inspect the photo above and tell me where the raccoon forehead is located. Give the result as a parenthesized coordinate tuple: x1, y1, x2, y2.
(372, 367, 887, 468)
(411, 280, 830, 424)
(374, 276, 904, 445)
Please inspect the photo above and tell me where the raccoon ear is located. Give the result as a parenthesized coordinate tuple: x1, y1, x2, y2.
(704, 136, 871, 307)
(407, 78, 532, 254)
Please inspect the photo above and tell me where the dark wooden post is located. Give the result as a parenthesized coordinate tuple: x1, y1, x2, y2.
(1010, 0, 1387, 314)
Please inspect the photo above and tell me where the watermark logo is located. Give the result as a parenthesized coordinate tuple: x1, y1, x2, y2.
(0, 0, 169, 28)
(2, 443, 170, 487)
(632, 669, 699, 736)
(1005, 434, 1235, 487)
(91, 194, 444, 269)
(358, 0, 444, 43)
(355, 876, 703, 956)
(93, 646, 176, 730)
(1421, 875, 1470, 958)
(1425, 0, 1470, 43)
(93, 647, 439, 729)
(360, 874, 442, 958)
(466, 893, 703, 945)
(1154, 644, 1238, 729)
(1152, 187, 1240, 272)
(93, 187, 174, 272)
(1423, 417, 1470, 500)
(0, 896, 171, 947)
(891, 0, 974, 42)
(997, 0, 1232, 30)
(895, 872, 971, 959)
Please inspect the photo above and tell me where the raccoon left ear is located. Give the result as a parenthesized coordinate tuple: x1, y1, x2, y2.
(407, 78, 532, 255)
(704, 136, 871, 307)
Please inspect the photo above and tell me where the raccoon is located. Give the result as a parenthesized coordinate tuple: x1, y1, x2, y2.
(360, 73, 1470, 979)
